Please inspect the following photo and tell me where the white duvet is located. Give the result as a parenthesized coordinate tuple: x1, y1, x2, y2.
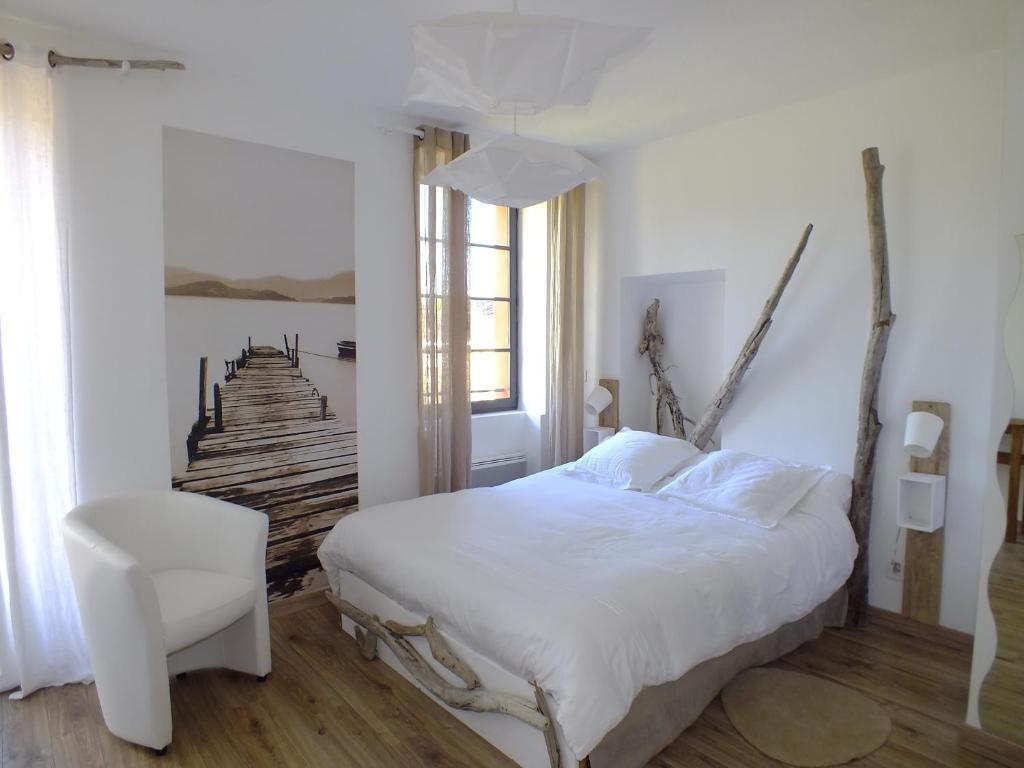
(318, 468, 857, 760)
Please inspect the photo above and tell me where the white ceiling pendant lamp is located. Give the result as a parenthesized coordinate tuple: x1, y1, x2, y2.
(421, 133, 599, 209)
(406, 8, 650, 114)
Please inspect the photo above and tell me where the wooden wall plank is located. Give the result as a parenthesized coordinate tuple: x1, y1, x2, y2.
(597, 378, 619, 431)
(902, 400, 950, 625)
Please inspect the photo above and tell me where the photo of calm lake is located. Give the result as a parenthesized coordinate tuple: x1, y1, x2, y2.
(162, 126, 358, 599)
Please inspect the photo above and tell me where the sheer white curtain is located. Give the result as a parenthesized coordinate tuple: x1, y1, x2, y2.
(0, 44, 90, 696)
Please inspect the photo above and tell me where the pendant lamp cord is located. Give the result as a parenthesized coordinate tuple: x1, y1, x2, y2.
(511, 0, 520, 133)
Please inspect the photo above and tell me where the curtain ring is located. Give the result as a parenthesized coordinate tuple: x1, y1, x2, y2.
(1, 41, 14, 62)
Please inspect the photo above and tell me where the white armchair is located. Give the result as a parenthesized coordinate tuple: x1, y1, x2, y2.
(64, 491, 271, 752)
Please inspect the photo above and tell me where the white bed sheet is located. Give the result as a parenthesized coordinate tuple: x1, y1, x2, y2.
(318, 468, 857, 760)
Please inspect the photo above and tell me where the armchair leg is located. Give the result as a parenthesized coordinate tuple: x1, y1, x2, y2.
(176, 672, 187, 680)
(257, 674, 268, 682)
(152, 746, 168, 756)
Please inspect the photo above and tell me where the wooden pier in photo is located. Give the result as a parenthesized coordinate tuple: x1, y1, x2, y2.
(172, 338, 358, 600)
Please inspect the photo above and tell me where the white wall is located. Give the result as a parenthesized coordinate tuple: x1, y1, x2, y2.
(586, 50, 1005, 633)
(1000, 0, 1024, 421)
(3, 16, 418, 510)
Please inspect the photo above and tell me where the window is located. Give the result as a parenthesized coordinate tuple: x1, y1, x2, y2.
(468, 199, 519, 413)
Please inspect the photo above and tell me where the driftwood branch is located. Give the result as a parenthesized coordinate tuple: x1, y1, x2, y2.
(384, 618, 426, 635)
(326, 591, 559, 767)
(690, 224, 814, 450)
(639, 299, 691, 438)
(47, 49, 185, 71)
(354, 624, 378, 660)
(533, 682, 560, 766)
(847, 148, 896, 628)
(424, 617, 481, 689)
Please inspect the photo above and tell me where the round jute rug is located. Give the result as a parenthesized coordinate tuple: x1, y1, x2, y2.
(721, 667, 891, 767)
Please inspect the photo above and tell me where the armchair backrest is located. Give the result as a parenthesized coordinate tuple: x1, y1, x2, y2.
(66, 491, 267, 578)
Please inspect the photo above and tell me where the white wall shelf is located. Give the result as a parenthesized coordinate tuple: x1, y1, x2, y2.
(897, 472, 946, 533)
(583, 426, 615, 453)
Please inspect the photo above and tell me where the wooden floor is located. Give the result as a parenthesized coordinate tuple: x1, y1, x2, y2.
(172, 346, 358, 600)
(4, 595, 1022, 768)
(980, 540, 1024, 746)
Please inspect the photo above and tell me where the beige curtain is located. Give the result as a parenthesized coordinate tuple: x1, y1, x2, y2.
(544, 184, 586, 467)
(414, 127, 472, 494)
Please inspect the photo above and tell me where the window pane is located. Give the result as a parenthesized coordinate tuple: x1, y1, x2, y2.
(469, 246, 510, 298)
(419, 296, 445, 344)
(469, 200, 510, 247)
(470, 299, 510, 349)
(418, 184, 446, 242)
(418, 184, 430, 240)
(436, 186, 445, 240)
(419, 242, 445, 295)
(470, 351, 510, 400)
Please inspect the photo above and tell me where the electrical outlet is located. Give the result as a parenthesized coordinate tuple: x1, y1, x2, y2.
(887, 559, 903, 580)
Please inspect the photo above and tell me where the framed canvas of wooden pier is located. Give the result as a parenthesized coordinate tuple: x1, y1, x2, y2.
(162, 127, 358, 601)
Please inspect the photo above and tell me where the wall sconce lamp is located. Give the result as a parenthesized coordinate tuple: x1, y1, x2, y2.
(584, 385, 613, 417)
(903, 411, 945, 458)
(583, 381, 618, 452)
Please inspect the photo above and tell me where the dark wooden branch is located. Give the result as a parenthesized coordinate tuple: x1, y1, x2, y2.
(197, 356, 208, 426)
(690, 224, 814, 450)
(639, 299, 691, 438)
(213, 383, 223, 431)
(847, 148, 896, 628)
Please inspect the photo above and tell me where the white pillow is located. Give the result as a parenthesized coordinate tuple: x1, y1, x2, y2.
(656, 449, 827, 528)
(648, 454, 708, 493)
(573, 429, 704, 492)
(791, 469, 852, 519)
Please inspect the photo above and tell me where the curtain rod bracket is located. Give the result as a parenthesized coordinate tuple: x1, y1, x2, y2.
(47, 48, 185, 71)
(377, 124, 426, 140)
(1, 41, 14, 61)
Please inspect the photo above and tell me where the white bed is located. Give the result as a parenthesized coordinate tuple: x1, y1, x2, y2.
(318, 462, 857, 767)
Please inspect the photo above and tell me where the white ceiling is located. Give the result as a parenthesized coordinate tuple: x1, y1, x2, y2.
(0, 0, 1008, 153)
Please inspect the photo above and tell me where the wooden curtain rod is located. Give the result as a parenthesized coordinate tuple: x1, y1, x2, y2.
(48, 49, 185, 71)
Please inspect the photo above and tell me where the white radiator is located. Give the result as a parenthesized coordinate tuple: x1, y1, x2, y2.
(470, 453, 528, 488)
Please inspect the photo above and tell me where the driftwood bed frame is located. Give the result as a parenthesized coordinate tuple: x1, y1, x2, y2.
(326, 148, 894, 767)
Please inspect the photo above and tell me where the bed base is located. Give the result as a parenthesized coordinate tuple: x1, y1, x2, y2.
(328, 573, 846, 768)
(325, 590, 563, 768)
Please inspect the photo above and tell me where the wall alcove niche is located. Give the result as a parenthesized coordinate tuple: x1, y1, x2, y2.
(619, 270, 725, 436)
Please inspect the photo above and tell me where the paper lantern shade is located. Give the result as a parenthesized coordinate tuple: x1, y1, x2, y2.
(406, 13, 650, 115)
(421, 134, 600, 209)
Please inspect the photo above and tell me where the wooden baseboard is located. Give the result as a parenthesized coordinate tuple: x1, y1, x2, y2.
(959, 723, 1024, 766)
(866, 606, 972, 650)
(269, 586, 330, 619)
